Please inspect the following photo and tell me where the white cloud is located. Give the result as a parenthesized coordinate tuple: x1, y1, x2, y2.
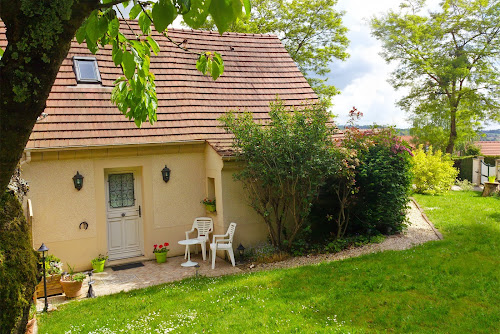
(328, 0, 441, 127)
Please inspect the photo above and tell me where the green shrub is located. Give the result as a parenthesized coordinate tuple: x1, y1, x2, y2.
(220, 99, 335, 249)
(352, 138, 413, 235)
(310, 127, 413, 238)
(0, 192, 39, 334)
(412, 145, 459, 194)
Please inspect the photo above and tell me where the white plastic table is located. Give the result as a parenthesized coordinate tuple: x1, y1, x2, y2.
(178, 239, 200, 267)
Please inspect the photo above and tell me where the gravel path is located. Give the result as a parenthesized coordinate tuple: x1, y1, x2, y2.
(246, 199, 442, 272)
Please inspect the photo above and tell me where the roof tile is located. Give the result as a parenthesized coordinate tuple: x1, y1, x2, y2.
(1, 21, 318, 152)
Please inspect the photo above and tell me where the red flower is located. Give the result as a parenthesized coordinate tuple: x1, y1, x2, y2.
(154, 244, 157, 249)
(159, 245, 163, 249)
(164, 242, 169, 247)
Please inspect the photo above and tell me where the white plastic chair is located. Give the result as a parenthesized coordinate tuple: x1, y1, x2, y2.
(185, 217, 213, 261)
(209, 222, 237, 269)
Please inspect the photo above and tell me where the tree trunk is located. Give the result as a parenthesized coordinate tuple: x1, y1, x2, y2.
(445, 107, 457, 154)
(0, 0, 98, 192)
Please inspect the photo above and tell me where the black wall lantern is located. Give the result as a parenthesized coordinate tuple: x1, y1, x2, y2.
(237, 243, 245, 264)
(161, 165, 171, 183)
(73, 171, 84, 190)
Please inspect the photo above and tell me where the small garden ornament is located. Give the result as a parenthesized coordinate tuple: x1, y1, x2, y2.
(153, 243, 170, 263)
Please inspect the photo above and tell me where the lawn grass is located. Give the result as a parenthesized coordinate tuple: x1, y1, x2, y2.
(39, 191, 499, 333)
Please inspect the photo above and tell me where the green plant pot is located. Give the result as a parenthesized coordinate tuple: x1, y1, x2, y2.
(155, 252, 168, 263)
(205, 204, 216, 212)
(488, 176, 496, 183)
(91, 260, 106, 273)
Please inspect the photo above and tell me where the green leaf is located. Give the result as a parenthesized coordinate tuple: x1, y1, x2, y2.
(129, 4, 142, 19)
(152, 0, 177, 33)
(138, 11, 152, 35)
(75, 24, 87, 44)
(146, 36, 160, 55)
(108, 18, 120, 38)
(86, 38, 98, 54)
(112, 43, 123, 66)
(85, 12, 99, 43)
(0, 48, 4, 58)
(210, 58, 220, 80)
(183, 0, 211, 29)
(196, 54, 208, 74)
(209, 0, 241, 34)
(96, 15, 109, 38)
(122, 51, 136, 79)
(176, 0, 191, 14)
(242, 0, 251, 16)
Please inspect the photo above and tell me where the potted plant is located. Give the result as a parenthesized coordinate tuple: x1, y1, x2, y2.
(60, 264, 86, 298)
(25, 304, 36, 334)
(201, 198, 216, 212)
(91, 254, 108, 273)
(35, 254, 63, 299)
(153, 243, 170, 263)
(488, 176, 496, 183)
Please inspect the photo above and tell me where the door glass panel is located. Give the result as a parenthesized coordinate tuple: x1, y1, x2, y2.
(109, 173, 135, 208)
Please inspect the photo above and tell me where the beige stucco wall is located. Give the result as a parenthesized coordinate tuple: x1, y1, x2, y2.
(23, 143, 207, 271)
(22, 143, 269, 271)
(220, 161, 269, 248)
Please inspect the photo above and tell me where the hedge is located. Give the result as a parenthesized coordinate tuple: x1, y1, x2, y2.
(453, 156, 475, 182)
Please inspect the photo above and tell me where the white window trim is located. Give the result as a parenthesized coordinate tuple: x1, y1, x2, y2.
(73, 56, 102, 84)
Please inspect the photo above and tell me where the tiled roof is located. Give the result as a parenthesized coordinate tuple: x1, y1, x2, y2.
(1, 21, 317, 155)
(476, 141, 500, 156)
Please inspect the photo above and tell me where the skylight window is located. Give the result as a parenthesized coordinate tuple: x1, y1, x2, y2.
(73, 56, 101, 83)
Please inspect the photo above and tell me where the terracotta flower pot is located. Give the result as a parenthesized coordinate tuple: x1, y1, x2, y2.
(25, 318, 36, 334)
(60, 280, 83, 298)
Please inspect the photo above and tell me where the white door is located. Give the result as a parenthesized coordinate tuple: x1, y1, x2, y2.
(106, 171, 143, 260)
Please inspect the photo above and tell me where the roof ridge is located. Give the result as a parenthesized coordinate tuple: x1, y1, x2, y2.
(118, 19, 279, 39)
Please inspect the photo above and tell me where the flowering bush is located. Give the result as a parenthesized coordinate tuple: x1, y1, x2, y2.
(153, 242, 170, 253)
(201, 198, 216, 205)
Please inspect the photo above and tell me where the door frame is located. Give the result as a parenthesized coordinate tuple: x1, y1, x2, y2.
(104, 167, 145, 260)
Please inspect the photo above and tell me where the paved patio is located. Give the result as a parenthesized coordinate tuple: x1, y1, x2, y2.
(36, 254, 240, 311)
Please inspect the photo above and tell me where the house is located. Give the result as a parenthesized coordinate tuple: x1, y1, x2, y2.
(0, 22, 317, 270)
(476, 141, 500, 156)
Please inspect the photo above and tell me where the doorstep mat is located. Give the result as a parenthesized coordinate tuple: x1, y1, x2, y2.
(110, 262, 144, 271)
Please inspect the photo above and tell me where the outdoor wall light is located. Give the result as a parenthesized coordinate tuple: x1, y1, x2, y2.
(37, 243, 49, 312)
(237, 243, 245, 264)
(73, 171, 84, 190)
(161, 165, 171, 183)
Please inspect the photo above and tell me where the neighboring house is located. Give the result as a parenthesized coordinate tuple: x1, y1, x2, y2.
(476, 141, 500, 156)
(0, 22, 317, 270)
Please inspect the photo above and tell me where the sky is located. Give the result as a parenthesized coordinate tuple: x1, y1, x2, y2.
(327, 0, 442, 127)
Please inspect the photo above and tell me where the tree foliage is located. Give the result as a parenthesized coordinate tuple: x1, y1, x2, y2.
(371, 0, 500, 154)
(219, 99, 336, 249)
(0, 0, 249, 193)
(195, 0, 349, 103)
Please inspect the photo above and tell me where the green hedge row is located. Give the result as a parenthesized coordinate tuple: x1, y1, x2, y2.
(453, 156, 474, 182)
